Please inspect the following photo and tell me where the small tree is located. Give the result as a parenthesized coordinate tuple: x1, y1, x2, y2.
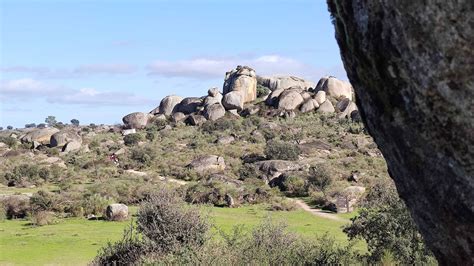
(25, 123, 36, 128)
(308, 164, 333, 196)
(343, 180, 434, 264)
(70, 119, 80, 126)
(7, 126, 13, 130)
(264, 140, 301, 160)
(0, 127, 3, 130)
(45, 116, 57, 127)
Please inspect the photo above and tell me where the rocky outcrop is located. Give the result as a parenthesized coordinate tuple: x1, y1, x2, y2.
(204, 103, 225, 121)
(153, 95, 183, 115)
(317, 100, 335, 113)
(62, 140, 81, 153)
(257, 75, 315, 91)
(20, 128, 59, 145)
(177, 97, 202, 114)
(187, 114, 207, 126)
(328, 1, 474, 263)
(223, 66, 257, 103)
(50, 130, 82, 147)
(321, 77, 353, 100)
(105, 203, 128, 221)
(188, 155, 226, 174)
(171, 112, 187, 123)
(277, 89, 304, 110)
(222, 91, 244, 111)
(300, 99, 319, 113)
(122, 112, 153, 129)
(314, 91, 326, 105)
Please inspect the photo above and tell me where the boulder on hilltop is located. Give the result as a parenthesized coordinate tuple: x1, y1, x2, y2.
(20, 128, 59, 145)
(257, 75, 315, 91)
(223, 66, 257, 103)
(151, 95, 183, 116)
(50, 129, 82, 147)
(122, 112, 154, 129)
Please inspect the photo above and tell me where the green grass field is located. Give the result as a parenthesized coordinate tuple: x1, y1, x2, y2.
(0, 205, 362, 265)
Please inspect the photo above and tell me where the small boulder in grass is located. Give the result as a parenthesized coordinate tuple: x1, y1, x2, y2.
(105, 203, 128, 221)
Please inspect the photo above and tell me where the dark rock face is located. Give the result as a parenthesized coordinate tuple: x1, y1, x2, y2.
(327, 1, 474, 264)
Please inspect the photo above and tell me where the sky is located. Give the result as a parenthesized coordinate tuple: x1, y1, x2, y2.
(0, 0, 346, 128)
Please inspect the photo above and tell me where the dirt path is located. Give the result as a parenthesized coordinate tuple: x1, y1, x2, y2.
(126, 169, 188, 185)
(293, 199, 348, 222)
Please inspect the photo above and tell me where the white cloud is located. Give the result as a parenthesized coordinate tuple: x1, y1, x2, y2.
(0, 78, 62, 96)
(1, 63, 137, 78)
(147, 54, 347, 82)
(73, 64, 137, 75)
(0, 78, 151, 106)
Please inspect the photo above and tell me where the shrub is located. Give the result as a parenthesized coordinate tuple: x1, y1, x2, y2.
(145, 131, 155, 142)
(256, 84, 271, 98)
(0, 136, 17, 148)
(201, 118, 241, 134)
(123, 133, 143, 146)
(282, 175, 307, 196)
(308, 164, 333, 195)
(95, 188, 211, 264)
(264, 140, 300, 160)
(30, 211, 55, 226)
(129, 146, 156, 169)
(137, 190, 210, 253)
(82, 194, 109, 216)
(3, 196, 30, 219)
(269, 197, 298, 211)
(30, 190, 61, 213)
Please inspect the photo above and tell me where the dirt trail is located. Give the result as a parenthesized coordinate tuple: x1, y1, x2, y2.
(293, 199, 348, 222)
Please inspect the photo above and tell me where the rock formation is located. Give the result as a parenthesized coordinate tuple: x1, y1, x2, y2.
(223, 65, 257, 103)
(257, 75, 315, 91)
(50, 129, 82, 147)
(153, 95, 183, 116)
(328, 1, 474, 263)
(20, 128, 59, 145)
(122, 112, 154, 129)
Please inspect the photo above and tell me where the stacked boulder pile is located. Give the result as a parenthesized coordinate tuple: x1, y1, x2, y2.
(122, 65, 359, 129)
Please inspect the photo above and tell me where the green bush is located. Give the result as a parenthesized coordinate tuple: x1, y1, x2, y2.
(264, 140, 300, 160)
(256, 84, 271, 98)
(307, 164, 333, 196)
(129, 146, 156, 169)
(123, 133, 143, 146)
(282, 175, 307, 197)
(0, 136, 17, 148)
(82, 194, 109, 216)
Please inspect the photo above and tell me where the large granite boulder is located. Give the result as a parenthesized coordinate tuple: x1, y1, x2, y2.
(20, 128, 59, 145)
(265, 88, 285, 107)
(187, 114, 207, 126)
(314, 90, 326, 105)
(223, 65, 257, 103)
(188, 155, 226, 174)
(122, 112, 153, 129)
(222, 91, 244, 111)
(328, 1, 474, 263)
(257, 75, 315, 91)
(105, 203, 128, 221)
(255, 160, 302, 179)
(50, 129, 82, 147)
(300, 99, 319, 113)
(177, 97, 202, 114)
(317, 100, 335, 114)
(62, 140, 81, 153)
(277, 89, 304, 110)
(153, 95, 183, 115)
(204, 103, 225, 121)
(321, 77, 353, 100)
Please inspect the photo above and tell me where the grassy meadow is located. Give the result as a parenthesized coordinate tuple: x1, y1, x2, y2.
(0, 204, 362, 265)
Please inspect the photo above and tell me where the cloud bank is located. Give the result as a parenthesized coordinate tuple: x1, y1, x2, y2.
(147, 54, 347, 81)
(0, 78, 151, 106)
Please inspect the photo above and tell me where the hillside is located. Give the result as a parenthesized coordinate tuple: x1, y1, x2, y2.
(0, 66, 396, 264)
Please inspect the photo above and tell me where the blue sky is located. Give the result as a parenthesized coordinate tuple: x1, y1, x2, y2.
(0, 0, 346, 128)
